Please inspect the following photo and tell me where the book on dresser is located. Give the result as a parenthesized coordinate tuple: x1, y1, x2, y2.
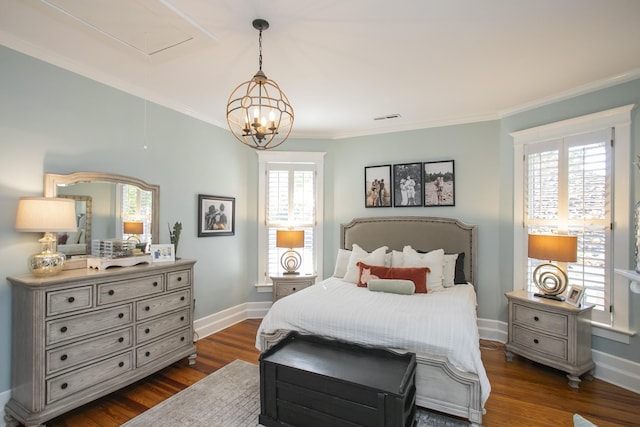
(4, 259, 197, 427)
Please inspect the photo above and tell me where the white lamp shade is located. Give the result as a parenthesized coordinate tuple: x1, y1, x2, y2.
(15, 197, 77, 232)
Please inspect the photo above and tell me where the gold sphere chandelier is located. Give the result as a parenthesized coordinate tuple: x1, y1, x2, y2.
(226, 19, 294, 150)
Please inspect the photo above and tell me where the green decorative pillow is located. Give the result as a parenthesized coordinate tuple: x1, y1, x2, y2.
(368, 279, 415, 295)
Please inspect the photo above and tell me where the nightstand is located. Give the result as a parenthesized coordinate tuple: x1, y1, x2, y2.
(505, 290, 595, 388)
(271, 274, 316, 302)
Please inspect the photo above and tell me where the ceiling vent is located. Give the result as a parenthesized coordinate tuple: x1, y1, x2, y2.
(373, 114, 402, 121)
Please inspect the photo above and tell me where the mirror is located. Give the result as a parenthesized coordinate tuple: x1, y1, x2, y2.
(44, 172, 159, 253)
(56, 195, 92, 256)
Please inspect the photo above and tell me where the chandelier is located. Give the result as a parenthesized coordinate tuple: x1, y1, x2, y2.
(226, 19, 294, 150)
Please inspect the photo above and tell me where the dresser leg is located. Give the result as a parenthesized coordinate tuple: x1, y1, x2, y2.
(583, 368, 595, 381)
(188, 352, 197, 365)
(567, 374, 582, 388)
(505, 349, 514, 362)
(3, 414, 20, 427)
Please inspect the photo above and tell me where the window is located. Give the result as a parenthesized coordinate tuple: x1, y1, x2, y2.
(118, 184, 153, 243)
(512, 105, 634, 341)
(257, 152, 325, 284)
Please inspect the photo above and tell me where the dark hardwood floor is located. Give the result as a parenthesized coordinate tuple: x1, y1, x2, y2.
(44, 319, 640, 427)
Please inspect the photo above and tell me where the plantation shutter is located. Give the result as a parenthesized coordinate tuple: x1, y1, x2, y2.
(525, 129, 612, 324)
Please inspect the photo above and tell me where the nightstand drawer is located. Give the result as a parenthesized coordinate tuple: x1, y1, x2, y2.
(512, 325, 568, 360)
(513, 303, 568, 336)
(276, 282, 312, 297)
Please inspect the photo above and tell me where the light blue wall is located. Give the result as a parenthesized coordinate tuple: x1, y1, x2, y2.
(1, 43, 639, 397)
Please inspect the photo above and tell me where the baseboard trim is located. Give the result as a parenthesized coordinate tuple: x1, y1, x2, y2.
(193, 307, 640, 397)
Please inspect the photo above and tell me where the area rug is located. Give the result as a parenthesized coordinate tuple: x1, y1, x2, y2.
(122, 359, 468, 427)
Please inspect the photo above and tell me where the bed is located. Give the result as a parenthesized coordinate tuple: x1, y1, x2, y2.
(257, 216, 488, 426)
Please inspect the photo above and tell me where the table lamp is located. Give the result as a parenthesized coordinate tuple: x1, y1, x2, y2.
(15, 197, 78, 277)
(124, 221, 144, 242)
(528, 233, 578, 301)
(276, 229, 304, 275)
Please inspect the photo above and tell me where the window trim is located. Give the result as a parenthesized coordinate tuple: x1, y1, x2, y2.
(512, 104, 635, 342)
(256, 151, 325, 288)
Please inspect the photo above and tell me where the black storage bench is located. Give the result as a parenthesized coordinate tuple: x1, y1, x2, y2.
(259, 332, 417, 427)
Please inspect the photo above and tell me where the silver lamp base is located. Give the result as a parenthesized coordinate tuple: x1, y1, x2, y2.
(28, 236, 66, 277)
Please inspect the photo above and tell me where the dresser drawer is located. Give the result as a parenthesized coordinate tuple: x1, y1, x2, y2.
(512, 324, 568, 360)
(47, 327, 133, 374)
(46, 352, 132, 404)
(46, 286, 93, 316)
(513, 303, 568, 336)
(136, 289, 191, 320)
(46, 305, 132, 345)
(136, 328, 191, 367)
(137, 309, 190, 343)
(167, 269, 191, 290)
(97, 274, 164, 305)
(276, 283, 312, 297)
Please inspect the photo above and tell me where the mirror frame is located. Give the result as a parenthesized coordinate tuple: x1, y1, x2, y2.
(44, 172, 160, 245)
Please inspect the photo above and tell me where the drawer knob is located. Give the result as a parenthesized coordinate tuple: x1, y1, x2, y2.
(145, 328, 150, 334)
(534, 338, 539, 344)
(534, 316, 540, 321)
(60, 354, 68, 361)
(60, 326, 68, 333)
(145, 306, 150, 311)
(180, 296, 185, 301)
(180, 316, 185, 321)
(153, 281, 158, 287)
(118, 313, 124, 319)
(119, 361, 124, 368)
(177, 277, 182, 282)
(118, 337, 124, 343)
(180, 336, 185, 342)
(108, 290, 115, 296)
(145, 351, 150, 357)
(61, 382, 68, 390)
(67, 296, 75, 303)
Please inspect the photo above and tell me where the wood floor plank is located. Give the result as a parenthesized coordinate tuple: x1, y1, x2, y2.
(41, 318, 640, 426)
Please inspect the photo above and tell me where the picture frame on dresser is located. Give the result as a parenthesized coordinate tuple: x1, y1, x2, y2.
(151, 244, 175, 262)
(198, 194, 235, 237)
(566, 285, 585, 306)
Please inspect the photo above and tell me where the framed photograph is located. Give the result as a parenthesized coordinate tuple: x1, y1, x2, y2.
(364, 165, 392, 208)
(566, 285, 585, 306)
(150, 244, 175, 262)
(424, 160, 455, 207)
(198, 194, 235, 237)
(393, 162, 423, 207)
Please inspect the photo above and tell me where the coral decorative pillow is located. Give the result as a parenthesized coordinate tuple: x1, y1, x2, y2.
(356, 262, 431, 293)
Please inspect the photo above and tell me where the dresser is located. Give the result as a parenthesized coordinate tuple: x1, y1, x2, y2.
(4, 259, 197, 427)
(270, 274, 316, 302)
(505, 290, 595, 388)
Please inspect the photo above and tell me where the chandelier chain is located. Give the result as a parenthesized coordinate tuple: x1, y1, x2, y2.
(258, 29, 263, 71)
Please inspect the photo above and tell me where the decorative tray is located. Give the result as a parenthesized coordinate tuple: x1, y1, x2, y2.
(87, 254, 152, 270)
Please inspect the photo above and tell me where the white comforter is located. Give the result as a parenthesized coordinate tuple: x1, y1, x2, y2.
(256, 276, 490, 405)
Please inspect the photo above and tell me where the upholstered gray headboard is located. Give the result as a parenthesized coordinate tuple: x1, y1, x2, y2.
(340, 216, 478, 285)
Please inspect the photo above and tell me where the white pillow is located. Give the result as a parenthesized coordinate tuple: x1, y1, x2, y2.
(333, 248, 352, 278)
(391, 250, 404, 267)
(443, 253, 459, 288)
(343, 244, 388, 284)
(66, 231, 81, 244)
(402, 246, 445, 291)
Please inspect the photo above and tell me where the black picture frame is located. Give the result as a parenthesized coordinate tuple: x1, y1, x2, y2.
(198, 194, 235, 237)
(424, 160, 455, 207)
(364, 165, 392, 208)
(393, 162, 423, 207)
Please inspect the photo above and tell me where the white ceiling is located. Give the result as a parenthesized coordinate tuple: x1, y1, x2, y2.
(2, 0, 640, 139)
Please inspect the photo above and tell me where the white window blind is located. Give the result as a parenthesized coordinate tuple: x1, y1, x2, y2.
(266, 165, 315, 276)
(524, 129, 611, 324)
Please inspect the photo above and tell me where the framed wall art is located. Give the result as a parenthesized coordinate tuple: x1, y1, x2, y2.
(198, 194, 235, 237)
(364, 165, 392, 208)
(393, 162, 423, 207)
(424, 160, 455, 207)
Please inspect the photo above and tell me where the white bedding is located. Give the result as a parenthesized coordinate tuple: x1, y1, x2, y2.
(256, 276, 491, 405)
